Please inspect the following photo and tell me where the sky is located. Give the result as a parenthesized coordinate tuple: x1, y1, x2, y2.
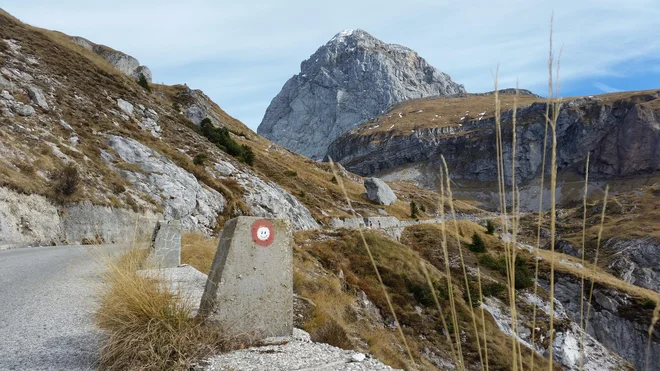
(3, 1, 660, 131)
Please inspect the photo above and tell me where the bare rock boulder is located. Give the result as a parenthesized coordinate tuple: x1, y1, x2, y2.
(364, 177, 397, 206)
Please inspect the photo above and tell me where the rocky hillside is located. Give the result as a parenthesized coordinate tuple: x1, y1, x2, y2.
(327, 89, 660, 209)
(257, 29, 465, 160)
(1, 9, 658, 371)
(0, 10, 438, 248)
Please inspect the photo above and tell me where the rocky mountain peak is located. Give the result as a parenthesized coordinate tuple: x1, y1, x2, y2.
(257, 29, 466, 160)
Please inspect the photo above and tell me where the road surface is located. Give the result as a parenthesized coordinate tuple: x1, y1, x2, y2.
(0, 244, 122, 370)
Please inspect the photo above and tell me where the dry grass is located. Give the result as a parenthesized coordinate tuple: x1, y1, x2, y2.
(96, 247, 231, 370)
(181, 232, 218, 274)
(355, 93, 544, 137)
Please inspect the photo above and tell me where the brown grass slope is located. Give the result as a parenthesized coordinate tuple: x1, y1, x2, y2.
(0, 10, 459, 222)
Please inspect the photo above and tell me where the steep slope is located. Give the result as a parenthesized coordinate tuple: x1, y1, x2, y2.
(0, 10, 449, 248)
(257, 29, 465, 160)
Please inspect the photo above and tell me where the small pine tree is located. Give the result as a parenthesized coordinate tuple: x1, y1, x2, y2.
(137, 74, 151, 92)
(410, 201, 419, 219)
(486, 220, 495, 235)
(419, 204, 426, 213)
(193, 153, 208, 166)
(468, 233, 486, 253)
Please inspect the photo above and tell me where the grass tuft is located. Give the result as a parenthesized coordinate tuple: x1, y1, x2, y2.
(96, 247, 231, 370)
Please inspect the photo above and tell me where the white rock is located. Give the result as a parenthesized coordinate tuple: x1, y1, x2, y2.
(26, 85, 49, 111)
(13, 103, 35, 117)
(117, 98, 133, 116)
(107, 135, 225, 232)
(351, 353, 366, 362)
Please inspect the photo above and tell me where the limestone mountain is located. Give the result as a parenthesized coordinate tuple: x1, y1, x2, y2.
(257, 29, 465, 160)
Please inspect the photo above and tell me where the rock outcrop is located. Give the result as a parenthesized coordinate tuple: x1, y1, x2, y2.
(328, 92, 660, 184)
(107, 135, 226, 233)
(549, 273, 660, 370)
(605, 237, 660, 292)
(257, 29, 465, 160)
(0, 186, 160, 248)
(70, 36, 152, 82)
(364, 177, 397, 205)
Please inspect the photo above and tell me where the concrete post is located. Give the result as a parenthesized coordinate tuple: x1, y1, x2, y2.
(149, 220, 181, 267)
(199, 217, 293, 339)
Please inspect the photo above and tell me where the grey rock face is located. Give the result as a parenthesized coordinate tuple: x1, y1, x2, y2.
(0, 187, 61, 248)
(107, 135, 226, 232)
(606, 237, 660, 292)
(174, 87, 229, 127)
(61, 202, 160, 245)
(12, 103, 35, 117)
(364, 177, 397, 205)
(26, 85, 48, 111)
(550, 273, 660, 370)
(234, 171, 319, 231)
(329, 92, 660, 186)
(258, 29, 465, 160)
(69, 36, 152, 82)
(116, 98, 133, 116)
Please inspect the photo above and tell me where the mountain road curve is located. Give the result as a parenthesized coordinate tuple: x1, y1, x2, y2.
(0, 244, 126, 371)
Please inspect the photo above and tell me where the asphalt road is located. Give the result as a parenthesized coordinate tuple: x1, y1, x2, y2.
(0, 244, 122, 371)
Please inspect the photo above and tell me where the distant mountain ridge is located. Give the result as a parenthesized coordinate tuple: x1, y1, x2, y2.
(257, 29, 465, 160)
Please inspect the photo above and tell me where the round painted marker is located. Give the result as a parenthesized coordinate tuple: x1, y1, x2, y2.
(251, 220, 275, 246)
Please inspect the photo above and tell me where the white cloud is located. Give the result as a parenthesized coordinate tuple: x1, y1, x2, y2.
(3, 0, 660, 130)
(593, 82, 621, 93)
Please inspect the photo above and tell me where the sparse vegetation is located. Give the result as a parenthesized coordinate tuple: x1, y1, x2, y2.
(199, 118, 254, 165)
(137, 74, 151, 92)
(193, 153, 208, 166)
(283, 169, 297, 177)
(486, 220, 495, 235)
(468, 233, 486, 253)
(410, 201, 419, 219)
(52, 163, 80, 200)
(97, 245, 234, 370)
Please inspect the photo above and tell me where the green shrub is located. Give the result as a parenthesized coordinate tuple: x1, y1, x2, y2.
(193, 153, 208, 166)
(514, 257, 534, 289)
(479, 255, 507, 274)
(419, 204, 426, 213)
(486, 220, 495, 235)
(299, 190, 305, 198)
(199, 118, 254, 165)
(468, 233, 486, 253)
(410, 201, 419, 219)
(482, 282, 506, 297)
(283, 170, 298, 177)
(137, 74, 151, 92)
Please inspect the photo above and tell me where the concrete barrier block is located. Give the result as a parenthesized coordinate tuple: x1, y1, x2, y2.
(199, 217, 293, 339)
(150, 220, 181, 267)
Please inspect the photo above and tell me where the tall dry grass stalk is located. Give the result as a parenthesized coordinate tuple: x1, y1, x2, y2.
(328, 158, 416, 366)
(476, 267, 490, 371)
(647, 303, 660, 371)
(529, 26, 553, 371)
(440, 157, 485, 370)
(438, 170, 466, 370)
(578, 153, 591, 371)
(420, 260, 461, 368)
(583, 186, 609, 338)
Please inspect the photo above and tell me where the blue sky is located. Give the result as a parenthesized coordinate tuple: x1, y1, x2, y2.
(3, 1, 660, 131)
